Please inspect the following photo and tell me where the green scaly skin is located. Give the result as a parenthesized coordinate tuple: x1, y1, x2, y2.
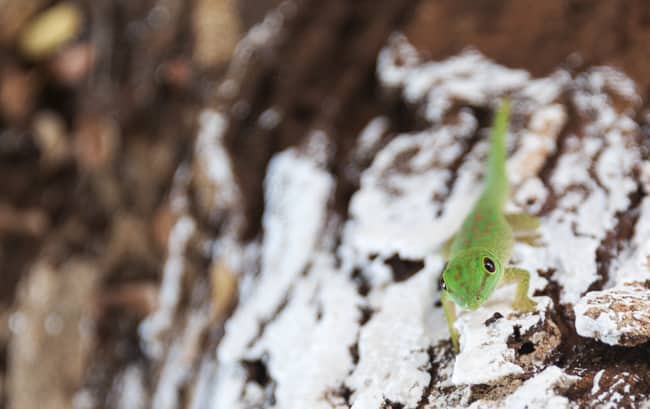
(440, 99, 539, 353)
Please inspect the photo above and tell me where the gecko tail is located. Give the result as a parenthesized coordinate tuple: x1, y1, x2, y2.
(485, 98, 511, 203)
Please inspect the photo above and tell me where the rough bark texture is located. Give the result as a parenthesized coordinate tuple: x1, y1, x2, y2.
(3, 1, 650, 409)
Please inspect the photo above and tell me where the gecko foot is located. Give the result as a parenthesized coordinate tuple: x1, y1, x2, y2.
(513, 296, 538, 313)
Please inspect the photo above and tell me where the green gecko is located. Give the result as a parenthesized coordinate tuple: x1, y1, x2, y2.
(440, 99, 540, 353)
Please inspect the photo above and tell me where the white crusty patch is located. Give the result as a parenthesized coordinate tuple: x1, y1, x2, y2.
(378, 34, 565, 123)
(209, 360, 249, 409)
(211, 149, 334, 409)
(114, 365, 147, 409)
(452, 292, 551, 385)
(346, 258, 443, 408)
(512, 68, 639, 305)
(378, 36, 528, 122)
(591, 369, 605, 395)
(574, 198, 650, 347)
(356, 116, 389, 159)
(520, 71, 571, 106)
(575, 283, 650, 346)
(188, 360, 218, 409)
(508, 103, 566, 186)
(500, 366, 577, 409)
(195, 110, 242, 212)
(469, 366, 578, 409)
(249, 254, 361, 409)
(139, 215, 196, 358)
(218, 148, 333, 359)
(610, 196, 650, 286)
(346, 110, 483, 259)
(151, 310, 211, 409)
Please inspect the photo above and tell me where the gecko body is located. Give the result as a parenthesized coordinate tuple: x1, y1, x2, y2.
(441, 100, 539, 353)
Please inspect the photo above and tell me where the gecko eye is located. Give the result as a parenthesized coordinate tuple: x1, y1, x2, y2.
(483, 257, 496, 273)
(441, 281, 447, 290)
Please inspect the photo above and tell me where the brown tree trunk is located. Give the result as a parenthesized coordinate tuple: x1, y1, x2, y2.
(3, 1, 650, 409)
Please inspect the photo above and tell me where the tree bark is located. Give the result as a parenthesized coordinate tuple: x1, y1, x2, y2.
(132, 2, 650, 408)
(4, 1, 650, 409)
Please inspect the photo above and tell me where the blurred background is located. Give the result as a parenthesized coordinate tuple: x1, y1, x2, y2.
(0, 1, 275, 408)
(0, 0, 649, 408)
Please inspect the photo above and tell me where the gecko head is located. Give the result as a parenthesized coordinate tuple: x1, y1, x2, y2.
(442, 249, 502, 310)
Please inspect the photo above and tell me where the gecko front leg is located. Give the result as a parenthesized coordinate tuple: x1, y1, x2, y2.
(502, 267, 537, 312)
(441, 289, 460, 353)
